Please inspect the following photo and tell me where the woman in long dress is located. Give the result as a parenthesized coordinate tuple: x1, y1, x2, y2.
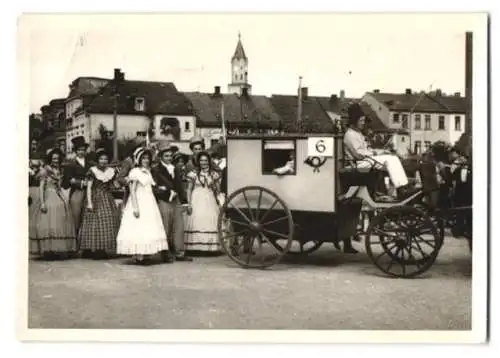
(116, 148, 169, 265)
(29, 148, 77, 259)
(78, 149, 120, 259)
(28, 153, 44, 246)
(184, 151, 222, 255)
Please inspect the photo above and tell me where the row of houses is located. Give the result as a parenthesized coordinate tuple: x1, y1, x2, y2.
(33, 77, 467, 157)
(32, 35, 467, 157)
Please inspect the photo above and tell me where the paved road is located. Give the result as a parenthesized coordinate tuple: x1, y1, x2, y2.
(28, 237, 471, 330)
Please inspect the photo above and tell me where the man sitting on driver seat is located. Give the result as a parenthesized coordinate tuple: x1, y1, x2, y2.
(343, 103, 409, 197)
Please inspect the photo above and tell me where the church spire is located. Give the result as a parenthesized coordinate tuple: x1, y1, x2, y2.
(232, 32, 247, 60)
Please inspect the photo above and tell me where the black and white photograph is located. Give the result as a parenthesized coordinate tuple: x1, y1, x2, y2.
(17, 12, 488, 343)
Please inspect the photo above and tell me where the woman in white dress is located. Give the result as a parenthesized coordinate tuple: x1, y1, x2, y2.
(116, 148, 169, 265)
(184, 151, 223, 255)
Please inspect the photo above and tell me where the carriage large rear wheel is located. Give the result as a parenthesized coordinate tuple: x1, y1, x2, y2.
(365, 205, 442, 278)
(217, 186, 294, 269)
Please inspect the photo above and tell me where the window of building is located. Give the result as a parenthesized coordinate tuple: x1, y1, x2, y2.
(438, 115, 445, 130)
(184, 121, 191, 132)
(424, 141, 431, 152)
(424, 114, 431, 130)
(134, 97, 146, 112)
(136, 131, 146, 137)
(455, 116, 461, 131)
(262, 140, 296, 175)
(393, 113, 400, 123)
(401, 136, 405, 143)
(414, 114, 421, 129)
(402, 114, 408, 129)
(414, 141, 421, 155)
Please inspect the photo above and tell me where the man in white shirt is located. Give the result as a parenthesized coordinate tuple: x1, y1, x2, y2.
(343, 103, 409, 191)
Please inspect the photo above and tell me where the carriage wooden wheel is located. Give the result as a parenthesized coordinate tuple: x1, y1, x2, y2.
(365, 205, 442, 278)
(217, 186, 294, 269)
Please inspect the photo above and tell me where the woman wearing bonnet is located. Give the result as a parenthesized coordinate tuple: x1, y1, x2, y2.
(115, 148, 169, 265)
(78, 148, 120, 259)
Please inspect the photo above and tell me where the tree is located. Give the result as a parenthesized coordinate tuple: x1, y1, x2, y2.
(89, 124, 138, 162)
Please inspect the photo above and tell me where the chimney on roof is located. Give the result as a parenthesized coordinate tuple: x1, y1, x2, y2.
(330, 94, 338, 103)
(114, 68, 125, 81)
(454, 91, 460, 97)
(214, 86, 221, 95)
(241, 87, 249, 97)
(405, 88, 412, 95)
(301, 87, 308, 100)
(373, 89, 380, 93)
(340, 90, 345, 100)
(436, 89, 442, 96)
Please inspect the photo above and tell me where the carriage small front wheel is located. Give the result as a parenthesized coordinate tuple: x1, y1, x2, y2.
(365, 205, 442, 278)
(217, 186, 294, 269)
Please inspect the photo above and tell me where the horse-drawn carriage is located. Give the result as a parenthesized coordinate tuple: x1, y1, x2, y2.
(217, 133, 472, 278)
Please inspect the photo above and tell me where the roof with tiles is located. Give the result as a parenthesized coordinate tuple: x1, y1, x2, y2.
(67, 77, 110, 99)
(313, 95, 358, 118)
(367, 91, 466, 114)
(80, 79, 194, 116)
(269, 94, 335, 133)
(183, 91, 282, 129)
(358, 101, 409, 134)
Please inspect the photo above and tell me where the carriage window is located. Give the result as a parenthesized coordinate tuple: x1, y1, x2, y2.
(262, 140, 296, 175)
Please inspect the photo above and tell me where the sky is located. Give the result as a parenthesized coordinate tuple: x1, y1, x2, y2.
(19, 13, 484, 113)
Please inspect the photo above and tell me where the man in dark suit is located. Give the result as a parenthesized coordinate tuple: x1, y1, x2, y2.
(62, 136, 91, 237)
(152, 143, 192, 262)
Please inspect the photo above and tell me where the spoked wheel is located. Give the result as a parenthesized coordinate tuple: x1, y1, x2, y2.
(365, 205, 442, 278)
(217, 186, 294, 269)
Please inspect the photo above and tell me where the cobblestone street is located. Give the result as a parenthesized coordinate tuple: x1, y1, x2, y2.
(28, 237, 472, 330)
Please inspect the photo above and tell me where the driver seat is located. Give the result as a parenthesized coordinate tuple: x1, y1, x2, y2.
(337, 140, 384, 196)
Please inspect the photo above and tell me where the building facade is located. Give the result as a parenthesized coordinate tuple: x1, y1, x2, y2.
(362, 89, 466, 154)
(64, 70, 196, 153)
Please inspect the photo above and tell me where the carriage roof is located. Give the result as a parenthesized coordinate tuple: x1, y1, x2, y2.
(226, 133, 342, 140)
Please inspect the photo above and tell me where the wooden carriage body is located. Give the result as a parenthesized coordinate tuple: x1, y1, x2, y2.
(226, 134, 337, 213)
(223, 134, 362, 244)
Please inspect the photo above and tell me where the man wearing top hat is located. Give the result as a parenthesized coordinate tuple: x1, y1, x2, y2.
(62, 136, 92, 236)
(186, 136, 221, 173)
(185, 136, 206, 173)
(343, 103, 409, 197)
(151, 142, 192, 262)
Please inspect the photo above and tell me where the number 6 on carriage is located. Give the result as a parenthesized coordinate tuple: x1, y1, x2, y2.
(307, 137, 334, 157)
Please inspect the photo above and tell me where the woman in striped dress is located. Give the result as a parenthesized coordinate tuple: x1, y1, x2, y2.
(29, 148, 77, 259)
(78, 149, 120, 259)
(184, 151, 222, 255)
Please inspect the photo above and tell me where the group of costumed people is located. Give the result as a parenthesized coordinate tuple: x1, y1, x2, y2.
(28, 135, 227, 265)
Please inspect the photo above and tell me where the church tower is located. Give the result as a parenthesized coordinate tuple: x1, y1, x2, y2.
(228, 33, 252, 95)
